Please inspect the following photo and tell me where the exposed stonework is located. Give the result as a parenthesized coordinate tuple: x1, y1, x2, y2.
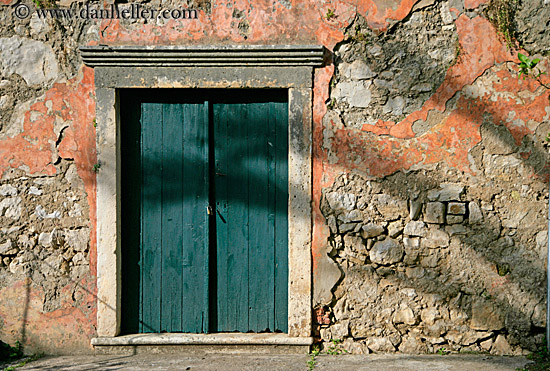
(331, 2, 458, 128)
(318, 165, 547, 354)
(0, 161, 95, 353)
(516, 0, 550, 55)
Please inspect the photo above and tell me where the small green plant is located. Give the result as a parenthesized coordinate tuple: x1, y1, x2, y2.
(518, 53, 549, 89)
(92, 118, 96, 128)
(324, 338, 348, 355)
(307, 345, 320, 370)
(92, 163, 101, 173)
(326, 98, 336, 110)
(515, 53, 550, 143)
(325, 8, 335, 20)
(437, 347, 450, 355)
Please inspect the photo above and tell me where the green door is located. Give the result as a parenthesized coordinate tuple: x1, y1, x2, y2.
(121, 89, 288, 334)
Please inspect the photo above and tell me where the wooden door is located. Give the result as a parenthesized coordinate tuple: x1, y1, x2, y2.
(121, 89, 288, 334)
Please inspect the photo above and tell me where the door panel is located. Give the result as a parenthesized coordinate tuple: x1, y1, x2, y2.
(139, 101, 210, 333)
(214, 100, 288, 333)
(121, 89, 288, 334)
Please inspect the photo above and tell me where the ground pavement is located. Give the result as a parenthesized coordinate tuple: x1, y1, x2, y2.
(6, 353, 531, 371)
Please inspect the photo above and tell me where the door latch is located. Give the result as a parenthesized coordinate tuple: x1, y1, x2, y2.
(207, 205, 214, 215)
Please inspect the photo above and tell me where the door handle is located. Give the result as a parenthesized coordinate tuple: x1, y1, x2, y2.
(207, 205, 214, 215)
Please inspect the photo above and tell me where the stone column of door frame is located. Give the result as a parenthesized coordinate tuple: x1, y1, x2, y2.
(92, 64, 316, 338)
(95, 87, 122, 336)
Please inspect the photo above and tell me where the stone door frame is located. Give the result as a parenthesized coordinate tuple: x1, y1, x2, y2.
(81, 45, 323, 340)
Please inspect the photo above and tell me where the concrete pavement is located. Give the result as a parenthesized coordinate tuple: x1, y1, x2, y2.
(12, 353, 532, 371)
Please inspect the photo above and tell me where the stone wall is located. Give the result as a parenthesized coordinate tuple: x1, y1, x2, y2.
(313, 0, 550, 355)
(0, 0, 549, 355)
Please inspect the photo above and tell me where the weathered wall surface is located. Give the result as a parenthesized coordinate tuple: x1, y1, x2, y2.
(0, 0, 548, 355)
(313, 0, 550, 355)
(0, 3, 98, 352)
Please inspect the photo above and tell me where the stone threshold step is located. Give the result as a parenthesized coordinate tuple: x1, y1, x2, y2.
(92, 333, 313, 355)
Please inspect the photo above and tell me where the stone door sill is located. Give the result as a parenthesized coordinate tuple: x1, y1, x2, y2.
(92, 333, 313, 354)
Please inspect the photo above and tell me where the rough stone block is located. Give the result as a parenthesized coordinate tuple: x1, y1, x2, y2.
(427, 183, 464, 202)
(339, 223, 357, 233)
(0, 239, 14, 254)
(35, 205, 61, 219)
(393, 306, 416, 325)
(38, 230, 58, 248)
(65, 229, 90, 252)
(447, 202, 466, 215)
(332, 80, 372, 108)
(370, 238, 403, 265)
(344, 235, 367, 255)
(340, 209, 362, 222)
(420, 254, 438, 268)
(399, 334, 427, 353)
(424, 202, 445, 224)
(445, 224, 467, 236)
(326, 192, 356, 211)
(422, 229, 450, 248)
(327, 215, 338, 234)
(409, 200, 422, 220)
(404, 221, 427, 237)
(0, 36, 59, 85)
(366, 337, 396, 352)
(480, 338, 493, 351)
(0, 184, 17, 196)
(403, 237, 420, 249)
(374, 194, 408, 219)
(446, 215, 463, 224)
(491, 335, 513, 355)
(470, 300, 504, 331)
(341, 60, 376, 80)
(330, 321, 349, 339)
(468, 201, 483, 224)
(361, 223, 384, 238)
(0, 197, 22, 218)
(387, 220, 403, 238)
(421, 307, 440, 326)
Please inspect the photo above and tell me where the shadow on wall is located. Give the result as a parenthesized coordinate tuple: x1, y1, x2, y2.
(314, 22, 550, 353)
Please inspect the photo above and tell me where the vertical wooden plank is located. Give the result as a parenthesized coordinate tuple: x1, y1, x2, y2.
(181, 102, 210, 333)
(214, 102, 250, 332)
(160, 104, 184, 332)
(213, 101, 227, 331)
(247, 102, 275, 332)
(273, 101, 289, 333)
(140, 102, 163, 333)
